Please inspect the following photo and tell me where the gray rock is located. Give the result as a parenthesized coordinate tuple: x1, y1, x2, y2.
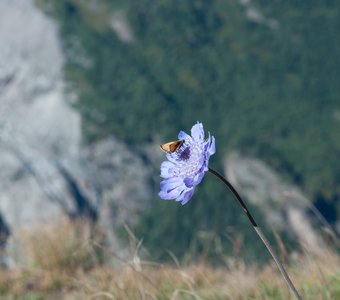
(0, 0, 77, 219)
(0, 0, 153, 267)
(224, 152, 327, 254)
(80, 137, 153, 255)
(0, 0, 82, 266)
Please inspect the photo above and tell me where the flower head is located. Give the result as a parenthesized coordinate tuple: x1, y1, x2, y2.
(159, 122, 216, 205)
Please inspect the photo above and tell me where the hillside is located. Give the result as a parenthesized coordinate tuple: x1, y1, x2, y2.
(39, 0, 340, 261)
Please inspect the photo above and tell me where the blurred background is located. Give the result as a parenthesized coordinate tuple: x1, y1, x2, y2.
(1, 0, 340, 272)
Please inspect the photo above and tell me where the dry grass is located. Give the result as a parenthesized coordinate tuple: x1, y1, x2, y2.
(0, 220, 339, 300)
(19, 220, 101, 273)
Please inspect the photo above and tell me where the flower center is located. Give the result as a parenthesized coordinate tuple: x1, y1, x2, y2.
(173, 140, 204, 179)
(179, 146, 190, 161)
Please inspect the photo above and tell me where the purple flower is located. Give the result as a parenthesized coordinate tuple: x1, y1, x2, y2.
(159, 122, 216, 205)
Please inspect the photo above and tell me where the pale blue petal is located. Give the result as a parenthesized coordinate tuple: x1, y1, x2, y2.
(174, 187, 190, 202)
(178, 130, 190, 141)
(183, 177, 195, 187)
(191, 122, 204, 142)
(165, 154, 177, 163)
(160, 177, 183, 191)
(193, 171, 205, 185)
(158, 190, 173, 200)
(159, 185, 184, 200)
(180, 189, 195, 205)
(208, 136, 216, 155)
(161, 161, 175, 169)
(160, 161, 177, 178)
(161, 168, 178, 178)
(184, 170, 205, 188)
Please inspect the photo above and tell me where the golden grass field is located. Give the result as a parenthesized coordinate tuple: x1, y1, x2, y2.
(0, 220, 339, 300)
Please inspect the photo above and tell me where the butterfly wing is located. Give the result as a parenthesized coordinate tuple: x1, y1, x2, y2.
(160, 140, 183, 153)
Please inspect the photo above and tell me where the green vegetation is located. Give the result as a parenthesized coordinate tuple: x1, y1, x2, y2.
(40, 0, 340, 261)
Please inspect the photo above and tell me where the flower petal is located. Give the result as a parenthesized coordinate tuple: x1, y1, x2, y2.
(167, 150, 185, 163)
(178, 130, 191, 141)
(159, 121, 216, 205)
(191, 122, 204, 142)
(183, 177, 195, 187)
(159, 185, 184, 200)
(208, 136, 216, 155)
(180, 189, 195, 205)
(193, 171, 205, 186)
(160, 161, 177, 178)
(174, 188, 189, 201)
(160, 177, 182, 191)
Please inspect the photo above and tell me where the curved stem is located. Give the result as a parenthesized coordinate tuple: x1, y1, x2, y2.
(208, 167, 302, 300)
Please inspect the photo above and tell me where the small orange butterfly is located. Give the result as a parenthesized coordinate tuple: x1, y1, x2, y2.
(160, 140, 184, 153)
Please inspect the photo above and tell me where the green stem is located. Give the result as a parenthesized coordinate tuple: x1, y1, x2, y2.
(208, 167, 302, 300)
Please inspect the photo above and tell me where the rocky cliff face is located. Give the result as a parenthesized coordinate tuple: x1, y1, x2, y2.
(224, 152, 329, 254)
(0, 0, 78, 260)
(0, 0, 153, 267)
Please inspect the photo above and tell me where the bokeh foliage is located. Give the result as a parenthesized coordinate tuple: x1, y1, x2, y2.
(41, 0, 340, 261)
